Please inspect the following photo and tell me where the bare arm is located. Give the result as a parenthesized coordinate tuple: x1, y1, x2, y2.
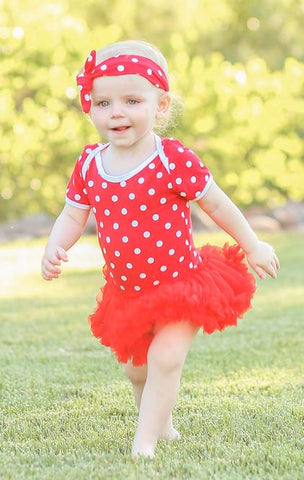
(197, 181, 280, 279)
(41, 203, 90, 281)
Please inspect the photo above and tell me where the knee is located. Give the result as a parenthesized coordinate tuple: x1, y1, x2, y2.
(148, 321, 198, 374)
(147, 340, 185, 375)
(125, 362, 147, 385)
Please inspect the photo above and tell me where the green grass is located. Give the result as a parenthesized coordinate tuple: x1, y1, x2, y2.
(0, 232, 303, 479)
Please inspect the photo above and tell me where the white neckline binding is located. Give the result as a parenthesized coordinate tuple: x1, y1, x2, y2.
(81, 134, 170, 182)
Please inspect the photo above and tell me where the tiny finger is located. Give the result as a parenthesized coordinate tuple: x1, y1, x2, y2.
(45, 262, 61, 274)
(49, 255, 61, 266)
(269, 265, 277, 279)
(56, 247, 68, 262)
(254, 266, 267, 280)
(44, 265, 61, 277)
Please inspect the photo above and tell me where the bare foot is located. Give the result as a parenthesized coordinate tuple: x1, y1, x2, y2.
(131, 432, 157, 459)
(131, 444, 155, 459)
(159, 426, 181, 440)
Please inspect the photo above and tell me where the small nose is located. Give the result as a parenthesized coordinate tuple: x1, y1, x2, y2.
(110, 102, 124, 118)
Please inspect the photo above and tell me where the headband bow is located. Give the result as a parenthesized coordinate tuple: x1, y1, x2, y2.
(76, 50, 169, 113)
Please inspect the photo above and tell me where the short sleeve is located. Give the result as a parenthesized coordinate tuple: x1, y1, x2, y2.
(163, 139, 213, 201)
(65, 148, 91, 210)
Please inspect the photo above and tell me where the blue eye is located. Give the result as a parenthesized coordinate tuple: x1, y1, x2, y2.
(99, 101, 109, 107)
(128, 99, 138, 105)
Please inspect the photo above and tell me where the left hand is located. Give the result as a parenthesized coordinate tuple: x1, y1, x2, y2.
(245, 241, 280, 280)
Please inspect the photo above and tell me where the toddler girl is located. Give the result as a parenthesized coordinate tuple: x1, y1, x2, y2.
(41, 40, 280, 458)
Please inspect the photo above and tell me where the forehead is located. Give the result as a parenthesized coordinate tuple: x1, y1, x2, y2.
(91, 74, 157, 96)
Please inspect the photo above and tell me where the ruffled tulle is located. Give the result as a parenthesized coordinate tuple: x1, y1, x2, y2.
(89, 243, 256, 366)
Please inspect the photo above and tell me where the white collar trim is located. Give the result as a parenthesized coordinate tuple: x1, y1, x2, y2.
(81, 134, 170, 181)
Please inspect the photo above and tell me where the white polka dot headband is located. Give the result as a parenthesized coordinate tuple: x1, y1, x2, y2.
(76, 50, 169, 113)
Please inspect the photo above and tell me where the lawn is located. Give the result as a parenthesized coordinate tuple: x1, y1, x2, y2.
(0, 232, 303, 480)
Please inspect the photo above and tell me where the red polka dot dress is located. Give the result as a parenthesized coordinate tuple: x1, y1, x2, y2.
(66, 135, 256, 365)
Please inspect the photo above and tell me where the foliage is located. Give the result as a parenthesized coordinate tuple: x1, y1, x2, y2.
(175, 55, 304, 206)
(0, 232, 303, 479)
(1, 0, 304, 220)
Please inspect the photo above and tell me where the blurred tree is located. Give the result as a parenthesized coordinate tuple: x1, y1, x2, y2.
(1, 0, 304, 221)
(174, 55, 304, 206)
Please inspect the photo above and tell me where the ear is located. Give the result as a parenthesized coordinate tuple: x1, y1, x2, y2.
(156, 93, 171, 119)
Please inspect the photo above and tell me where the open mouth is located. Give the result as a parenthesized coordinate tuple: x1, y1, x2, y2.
(112, 126, 130, 132)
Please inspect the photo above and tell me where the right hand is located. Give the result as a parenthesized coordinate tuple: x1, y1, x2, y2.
(41, 246, 68, 281)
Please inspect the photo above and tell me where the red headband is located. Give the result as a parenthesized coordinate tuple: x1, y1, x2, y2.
(76, 50, 169, 113)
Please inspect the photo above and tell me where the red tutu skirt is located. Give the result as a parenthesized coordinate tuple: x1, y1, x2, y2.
(89, 243, 256, 366)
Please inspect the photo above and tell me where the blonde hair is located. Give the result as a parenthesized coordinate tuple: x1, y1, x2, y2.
(96, 40, 170, 82)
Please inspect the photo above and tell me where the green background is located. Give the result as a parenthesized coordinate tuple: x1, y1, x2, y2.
(1, 0, 304, 221)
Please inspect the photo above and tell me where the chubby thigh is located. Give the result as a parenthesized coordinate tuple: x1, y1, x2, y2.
(125, 320, 199, 378)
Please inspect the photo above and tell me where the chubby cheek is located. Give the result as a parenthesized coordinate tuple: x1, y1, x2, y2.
(89, 108, 99, 122)
(136, 105, 158, 124)
(89, 110, 106, 129)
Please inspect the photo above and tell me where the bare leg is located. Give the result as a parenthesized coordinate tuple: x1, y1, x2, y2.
(125, 362, 180, 440)
(124, 361, 147, 410)
(131, 321, 198, 458)
(159, 413, 181, 440)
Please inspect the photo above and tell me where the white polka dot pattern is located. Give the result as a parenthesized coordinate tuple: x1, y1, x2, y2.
(77, 51, 170, 113)
(66, 138, 212, 292)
